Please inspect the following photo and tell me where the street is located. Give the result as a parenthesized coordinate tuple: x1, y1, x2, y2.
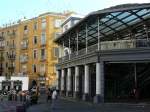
(27, 95, 150, 112)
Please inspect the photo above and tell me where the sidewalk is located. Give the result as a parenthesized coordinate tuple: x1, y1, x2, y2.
(27, 95, 150, 112)
(0, 101, 25, 112)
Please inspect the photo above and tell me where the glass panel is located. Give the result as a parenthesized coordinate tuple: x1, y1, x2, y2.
(127, 18, 140, 25)
(136, 9, 148, 16)
(110, 22, 123, 29)
(122, 15, 137, 23)
(117, 12, 130, 19)
(101, 27, 112, 33)
(111, 12, 122, 16)
(142, 12, 150, 19)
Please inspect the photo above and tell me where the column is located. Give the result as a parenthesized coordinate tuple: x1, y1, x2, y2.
(61, 69, 65, 94)
(67, 67, 71, 96)
(85, 24, 88, 53)
(74, 66, 79, 98)
(56, 70, 59, 90)
(11, 81, 14, 89)
(83, 64, 89, 101)
(94, 62, 104, 103)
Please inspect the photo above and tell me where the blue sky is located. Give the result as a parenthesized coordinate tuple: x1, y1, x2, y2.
(0, 0, 149, 26)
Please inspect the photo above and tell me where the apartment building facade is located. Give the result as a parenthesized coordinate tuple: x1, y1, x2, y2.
(0, 12, 68, 87)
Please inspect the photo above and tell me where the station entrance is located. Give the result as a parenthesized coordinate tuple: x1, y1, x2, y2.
(105, 62, 150, 102)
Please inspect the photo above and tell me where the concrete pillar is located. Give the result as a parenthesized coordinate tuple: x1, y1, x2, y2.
(94, 62, 104, 103)
(61, 69, 65, 91)
(11, 81, 14, 89)
(56, 70, 59, 90)
(83, 64, 89, 101)
(67, 67, 71, 96)
(74, 66, 79, 98)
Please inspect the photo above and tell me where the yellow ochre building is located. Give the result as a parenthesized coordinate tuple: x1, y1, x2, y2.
(0, 12, 70, 87)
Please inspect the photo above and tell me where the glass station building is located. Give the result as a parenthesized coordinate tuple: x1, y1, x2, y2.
(55, 3, 150, 103)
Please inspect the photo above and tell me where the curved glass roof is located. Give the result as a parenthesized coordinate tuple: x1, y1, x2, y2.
(55, 3, 150, 49)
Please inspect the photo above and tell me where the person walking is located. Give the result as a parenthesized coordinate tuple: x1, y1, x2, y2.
(46, 88, 52, 102)
(51, 89, 58, 110)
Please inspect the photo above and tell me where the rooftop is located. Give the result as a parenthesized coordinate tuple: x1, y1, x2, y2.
(55, 3, 150, 49)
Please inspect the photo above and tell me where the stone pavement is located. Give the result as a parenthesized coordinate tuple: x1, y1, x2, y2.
(27, 95, 150, 112)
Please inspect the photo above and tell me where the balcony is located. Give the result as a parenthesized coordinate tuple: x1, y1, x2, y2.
(8, 66, 15, 71)
(0, 56, 4, 61)
(41, 42, 46, 46)
(59, 39, 150, 62)
(40, 55, 46, 61)
(20, 56, 28, 63)
(9, 32, 16, 38)
(0, 46, 5, 50)
(0, 67, 3, 72)
(21, 44, 28, 50)
(7, 55, 16, 60)
(0, 36, 4, 40)
(9, 45, 16, 49)
(24, 30, 28, 35)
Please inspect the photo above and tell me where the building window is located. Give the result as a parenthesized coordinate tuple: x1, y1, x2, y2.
(41, 18, 46, 30)
(32, 64, 36, 73)
(41, 32, 46, 45)
(7, 31, 10, 35)
(41, 49, 45, 59)
(55, 19, 62, 28)
(33, 36, 37, 44)
(24, 25, 28, 34)
(54, 47, 59, 57)
(33, 49, 37, 59)
(6, 62, 8, 68)
(34, 22, 38, 30)
(24, 25, 28, 30)
(40, 64, 45, 73)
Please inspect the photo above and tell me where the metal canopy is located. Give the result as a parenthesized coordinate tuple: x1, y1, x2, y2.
(55, 3, 150, 50)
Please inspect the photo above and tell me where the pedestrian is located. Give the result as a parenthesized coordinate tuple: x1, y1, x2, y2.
(46, 88, 52, 102)
(51, 89, 58, 110)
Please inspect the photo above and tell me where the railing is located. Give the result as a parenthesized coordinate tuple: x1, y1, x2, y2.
(8, 66, 15, 70)
(9, 32, 16, 38)
(0, 56, 4, 61)
(24, 30, 28, 35)
(9, 45, 16, 49)
(21, 44, 28, 49)
(41, 42, 46, 46)
(0, 46, 5, 49)
(40, 56, 46, 61)
(20, 58, 28, 63)
(0, 67, 3, 71)
(59, 39, 150, 62)
(7, 55, 16, 60)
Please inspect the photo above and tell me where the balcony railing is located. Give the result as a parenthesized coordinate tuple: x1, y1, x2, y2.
(21, 44, 28, 50)
(24, 30, 28, 35)
(9, 45, 16, 49)
(40, 55, 46, 61)
(9, 32, 16, 38)
(0, 36, 4, 40)
(0, 56, 4, 61)
(41, 42, 46, 46)
(0, 46, 5, 50)
(20, 58, 28, 63)
(7, 55, 16, 60)
(59, 39, 150, 62)
(0, 67, 3, 72)
(8, 66, 15, 70)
